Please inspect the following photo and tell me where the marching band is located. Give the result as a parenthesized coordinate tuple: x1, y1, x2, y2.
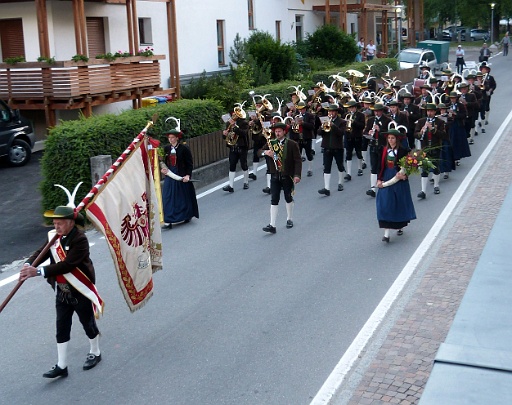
(212, 61, 496, 235)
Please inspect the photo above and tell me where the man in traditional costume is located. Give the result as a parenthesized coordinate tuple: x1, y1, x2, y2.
(260, 122, 302, 233)
(19, 205, 103, 378)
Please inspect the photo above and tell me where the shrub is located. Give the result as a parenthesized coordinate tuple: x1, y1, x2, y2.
(301, 25, 358, 65)
(40, 99, 224, 211)
(246, 31, 298, 83)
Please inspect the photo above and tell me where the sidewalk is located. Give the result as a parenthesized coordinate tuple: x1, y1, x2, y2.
(334, 118, 512, 404)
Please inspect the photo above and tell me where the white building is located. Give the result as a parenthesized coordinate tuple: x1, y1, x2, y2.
(0, 0, 365, 135)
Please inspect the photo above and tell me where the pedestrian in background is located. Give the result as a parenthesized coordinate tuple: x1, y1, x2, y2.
(500, 32, 510, 56)
(366, 40, 377, 61)
(455, 44, 465, 75)
(356, 37, 365, 62)
(479, 43, 492, 62)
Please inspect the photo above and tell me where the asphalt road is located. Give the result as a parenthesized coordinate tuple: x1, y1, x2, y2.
(0, 151, 49, 266)
(0, 52, 507, 404)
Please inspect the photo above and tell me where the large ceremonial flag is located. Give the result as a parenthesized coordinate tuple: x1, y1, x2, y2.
(85, 133, 163, 312)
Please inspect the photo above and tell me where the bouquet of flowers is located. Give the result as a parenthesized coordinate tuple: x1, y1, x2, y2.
(382, 149, 436, 187)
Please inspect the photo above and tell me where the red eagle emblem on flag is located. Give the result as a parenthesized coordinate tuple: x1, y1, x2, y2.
(120, 193, 150, 247)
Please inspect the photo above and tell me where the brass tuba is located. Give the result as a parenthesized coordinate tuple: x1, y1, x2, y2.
(226, 102, 246, 146)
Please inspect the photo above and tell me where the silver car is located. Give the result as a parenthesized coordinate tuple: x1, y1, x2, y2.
(398, 48, 438, 75)
(470, 29, 489, 41)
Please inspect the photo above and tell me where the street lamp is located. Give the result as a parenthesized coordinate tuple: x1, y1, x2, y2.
(491, 3, 496, 44)
(395, 5, 403, 55)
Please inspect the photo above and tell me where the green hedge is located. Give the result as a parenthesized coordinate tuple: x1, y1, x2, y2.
(40, 99, 224, 212)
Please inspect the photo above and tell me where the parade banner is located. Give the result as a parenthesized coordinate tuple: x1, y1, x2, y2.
(86, 137, 163, 312)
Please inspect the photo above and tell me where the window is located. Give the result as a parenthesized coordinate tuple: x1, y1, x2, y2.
(350, 23, 355, 35)
(295, 15, 303, 42)
(139, 18, 153, 45)
(217, 20, 226, 66)
(0, 19, 25, 60)
(86, 17, 106, 57)
(248, 0, 255, 30)
(276, 21, 281, 41)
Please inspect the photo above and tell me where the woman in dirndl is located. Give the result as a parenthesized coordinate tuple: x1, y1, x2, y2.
(160, 129, 199, 228)
(376, 130, 417, 243)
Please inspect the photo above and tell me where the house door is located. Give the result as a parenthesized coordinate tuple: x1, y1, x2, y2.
(86, 17, 106, 57)
(0, 19, 25, 60)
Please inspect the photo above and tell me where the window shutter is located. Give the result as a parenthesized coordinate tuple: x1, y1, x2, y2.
(87, 17, 106, 57)
(0, 19, 25, 59)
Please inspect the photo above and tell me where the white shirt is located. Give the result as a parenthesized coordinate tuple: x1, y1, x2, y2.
(366, 44, 377, 56)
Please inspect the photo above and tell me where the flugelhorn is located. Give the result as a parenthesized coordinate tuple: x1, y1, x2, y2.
(344, 113, 353, 133)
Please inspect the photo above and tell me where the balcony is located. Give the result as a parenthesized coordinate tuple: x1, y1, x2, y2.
(0, 55, 170, 115)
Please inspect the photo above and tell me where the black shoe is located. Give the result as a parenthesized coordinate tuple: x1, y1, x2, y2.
(262, 224, 276, 234)
(478, 122, 482, 127)
(344, 174, 352, 181)
(362, 162, 367, 169)
(475, 131, 479, 136)
(307, 170, 313, 177)
(443, 174, 449, 180)
(249, 173, 257, 181)
(223, 185, 234, 193)
(163, 223, 173, 229)
(43, 365, 68, 379)
(417, 191, 426, 199)
(286, 220, 294, 229)
(429, 178, 434, 183)
(397, 229, 404, 236)
(434, 186, 440, 194)
(469, 139, 474, 145)
(338, 184, 344, 191)
(382, 236, 390, 243)
(456, 161, 461, 166)
(301, 157, 306, 162)
(311, 149, 316, 155)
(318, 188, 331, 196)
(485, 120, 488, 125)
(357, 169, 363, 176)
(83, 353, 102, 370)
(481, 128, 486, 133)
(366, 189, 376, 198)
(262, 187, 271, 194)
(243, 183, 249, 190)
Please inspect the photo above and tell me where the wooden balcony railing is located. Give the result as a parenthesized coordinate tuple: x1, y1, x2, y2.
(0, 55, 166, 106)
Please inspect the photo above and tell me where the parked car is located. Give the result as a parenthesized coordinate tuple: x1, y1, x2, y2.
(0, 100, 35, 166)
(398, 48, 438, 75)
(442, 27, 467, 41)
(470, 29, 489, 41)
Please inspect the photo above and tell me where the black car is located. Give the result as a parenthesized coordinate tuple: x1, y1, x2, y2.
(0, 99, 35, 166)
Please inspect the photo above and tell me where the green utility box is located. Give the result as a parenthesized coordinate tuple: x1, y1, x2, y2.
(417, 40, 450, 64)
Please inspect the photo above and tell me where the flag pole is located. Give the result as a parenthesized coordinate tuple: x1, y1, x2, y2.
(0, 119, 156, 314)
(0, 233, 59, 314)
(77, 118, 156, 213)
